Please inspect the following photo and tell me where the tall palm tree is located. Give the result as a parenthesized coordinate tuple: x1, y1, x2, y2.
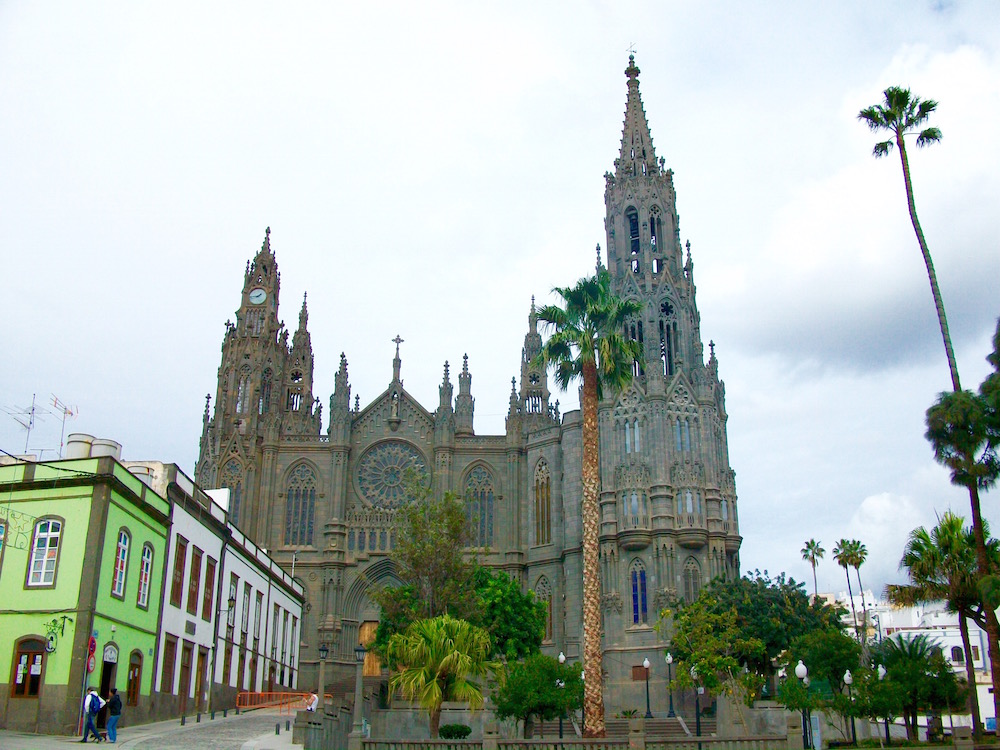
(858, 87, 956, 390)
(848, 540, 869, 631)
(536, 268, 642, 737)
(801, 539, 825, 600)
(386, 614, 500, 737)
(887, 512, 1000, 739)
(833, 539, 860, 638)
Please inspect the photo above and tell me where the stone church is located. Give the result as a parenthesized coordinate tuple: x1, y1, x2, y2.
(195, 56, 741, 712)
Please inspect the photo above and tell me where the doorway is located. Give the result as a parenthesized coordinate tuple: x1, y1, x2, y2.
(98, 643, 119, 729)
(360, 622, 381, 676)
(179, 642, 193, 715)
(196, 648, 209, 712)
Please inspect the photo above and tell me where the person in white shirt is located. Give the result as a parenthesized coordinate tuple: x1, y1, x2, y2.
(306, 692, 319, 712)
(80, 688, 106, 743)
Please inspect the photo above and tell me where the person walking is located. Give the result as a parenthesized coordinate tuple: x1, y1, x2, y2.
(80, 687, 105, 742)
(106, 688, 122, 743)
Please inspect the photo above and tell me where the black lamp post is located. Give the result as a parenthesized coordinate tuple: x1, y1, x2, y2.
(317, 643, 329, 710)
(665, 653, 675, 718)
(877, 664, 890, 745)
(558, 652, 566, 739)
(351, 644, 367, 737)
(691, 666, 702, 742)
(643, 658, 652, 718)
(844, 669, 857, 746)
(795, 660, 810, 750)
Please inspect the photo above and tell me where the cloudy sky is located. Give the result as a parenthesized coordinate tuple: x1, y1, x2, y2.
(2, 1, 998, 599)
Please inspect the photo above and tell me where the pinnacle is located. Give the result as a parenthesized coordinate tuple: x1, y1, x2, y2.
(616, 54, 658, 180)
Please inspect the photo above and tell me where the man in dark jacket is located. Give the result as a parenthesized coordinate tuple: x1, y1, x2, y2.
(106, 688, 122, 743)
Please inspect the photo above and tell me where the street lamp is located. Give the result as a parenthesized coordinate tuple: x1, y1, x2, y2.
(317, 643, 329, 711)
(580, 669, 585, 735)
(844, 669, 857, 746)
(349, 643, 367, 750)
(665, 653, 676, 718)
(643, 658, 652, 718)
(558, 652, 566, 739)
(691, 666, 702, 740)
(795, 661, 810, 750)
(877, 664, 890, 745)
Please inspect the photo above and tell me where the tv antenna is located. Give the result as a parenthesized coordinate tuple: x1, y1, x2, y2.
(4, 394, 45, 453)
(50, 395, 78, 458)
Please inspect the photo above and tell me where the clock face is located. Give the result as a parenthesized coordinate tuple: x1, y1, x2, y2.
(249, 288, 267, 305)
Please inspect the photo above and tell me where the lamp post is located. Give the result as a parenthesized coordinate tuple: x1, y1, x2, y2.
(643, 658, 652, 718)
(558, 652, 566, 739)
(844, 669, 857, 746)
(665, 653, 676, 717)
(877, 663, 890, 745)
(795, 660, 810, 749)
(317, 643, 329, 711)
(580, 669, 585, 735)
(348, 643, 366, 750)
(691, 667, 702, 740)
(209, 593, 238, 715)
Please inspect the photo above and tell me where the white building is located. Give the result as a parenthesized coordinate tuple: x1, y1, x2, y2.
(131, 462, 304, 714)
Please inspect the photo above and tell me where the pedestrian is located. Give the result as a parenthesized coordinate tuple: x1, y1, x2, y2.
(306, 691, 318, 712)
(80, 687, 105, 743)
(106, 687, 122, 743)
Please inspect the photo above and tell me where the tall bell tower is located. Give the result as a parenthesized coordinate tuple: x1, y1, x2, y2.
(196, 228, 322, 540)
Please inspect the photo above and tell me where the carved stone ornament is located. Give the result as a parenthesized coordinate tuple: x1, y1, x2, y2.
(602, 591, 623, 613)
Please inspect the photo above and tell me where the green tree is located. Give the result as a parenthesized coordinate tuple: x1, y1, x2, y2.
(786, 628, 861, 696)
(887, 512, 1000, 738)
(697, 571, 843, 676)
(877, 634, 958, 741)
(492, 653, 583, 737)
(925, 320, 1000, 719)
(536, 268, 641, 736)
(833, 540, 861, 638)
(372, 480, 478, 657)
(668, 597, 766, 728)
(858, 87, 953, 389)
(470, 566, 546, 661)
(801, 540, 825, 601)
(386, 615, 501, 737)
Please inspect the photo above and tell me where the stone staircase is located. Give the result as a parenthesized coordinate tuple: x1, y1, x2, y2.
(532, 716, 716, 739)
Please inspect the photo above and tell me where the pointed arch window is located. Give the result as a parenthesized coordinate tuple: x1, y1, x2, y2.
(259, 369, 273, 415)
(627, 208, 640, 256)
(284, 464, 317, 546)
(633, 418, 641, 453)
(621, 490, 648, 530)
(721, 499, 729, 521)
(465, 466, 495, 547)
(534, 576, 553, 642)
(221, 460, 244, 526)
(624, 421, 632, 454)
(534, 461, 551, 546)
(111, 528, 131, 599)
(236, 366, 251, 414)
(684, 558, 701, 602)
(137, 543, 153, 609)
(630, 559, 648, 625)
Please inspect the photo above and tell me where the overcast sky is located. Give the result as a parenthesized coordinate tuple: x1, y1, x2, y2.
(2, 1, 998, 599)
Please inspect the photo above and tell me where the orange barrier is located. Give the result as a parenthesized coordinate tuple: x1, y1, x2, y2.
(237, 691, 333, 715)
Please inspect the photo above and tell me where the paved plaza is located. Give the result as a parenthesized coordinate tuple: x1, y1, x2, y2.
(0, 708, 298, 750)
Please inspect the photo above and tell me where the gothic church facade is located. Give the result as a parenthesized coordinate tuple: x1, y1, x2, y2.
(195, 56, 741, 712)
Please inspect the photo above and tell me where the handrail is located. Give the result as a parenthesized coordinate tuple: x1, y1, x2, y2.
(237, 691, 333, 715)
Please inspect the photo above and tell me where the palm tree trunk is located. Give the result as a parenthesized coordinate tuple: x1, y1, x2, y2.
(843, 567, 859, 638)
(811, 562, 818, 602)
(429, 705, 442, 738)
(966, 483, 1000, 726)
(581, 359, 606, 737)
(896, 135, 961, 392)
(958, 612, 983, 739)
(855, 567, 869, 655)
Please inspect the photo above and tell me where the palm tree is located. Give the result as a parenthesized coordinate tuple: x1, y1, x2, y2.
(880, 634, 943, 741)
(887, 512, 1000, 739)
(801, 539, 825, 600)
(858, 87, 956, 391)
(862, 88, 1000, 725)
(386, 614, 501, 737)
(848, 540, 869, 631)
(536, 268, 642, 737)
(833, 539, 860, 638)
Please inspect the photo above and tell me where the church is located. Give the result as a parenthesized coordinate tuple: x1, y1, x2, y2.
(194, 56, 742, 712)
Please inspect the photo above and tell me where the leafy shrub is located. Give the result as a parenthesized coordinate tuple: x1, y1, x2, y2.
(439, 724, 472, 739)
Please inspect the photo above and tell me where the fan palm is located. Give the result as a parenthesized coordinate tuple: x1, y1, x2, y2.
(833, 539, 859, 638)
(849, 541, 869, 632)
(879, 634, 943, 740)
(536, 268, 642, 736)
(386, 615, 501, 737)
(887, 513, 1000, 738)
(801, 539, 825, 600)
(858, 87, 955, 390)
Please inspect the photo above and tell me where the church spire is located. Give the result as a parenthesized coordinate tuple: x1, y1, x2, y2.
(615, 54, 658, 180)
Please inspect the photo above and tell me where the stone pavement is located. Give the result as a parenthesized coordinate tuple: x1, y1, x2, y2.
(0, 708, 299, 750)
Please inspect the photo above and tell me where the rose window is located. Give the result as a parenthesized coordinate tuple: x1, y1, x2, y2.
(356, 441, 426, 509)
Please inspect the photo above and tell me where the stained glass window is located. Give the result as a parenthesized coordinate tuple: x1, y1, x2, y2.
(284, 464, 316, 546)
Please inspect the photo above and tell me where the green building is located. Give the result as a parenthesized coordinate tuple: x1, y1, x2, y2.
(0, 450, 169, 734)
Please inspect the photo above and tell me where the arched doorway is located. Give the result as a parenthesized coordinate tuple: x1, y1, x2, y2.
(98, 643, 119, 729)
